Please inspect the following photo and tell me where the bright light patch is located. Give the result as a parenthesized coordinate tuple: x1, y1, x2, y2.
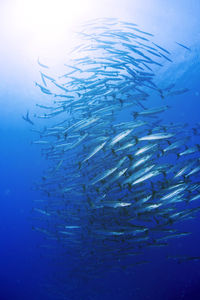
(3, 0, 91, 60)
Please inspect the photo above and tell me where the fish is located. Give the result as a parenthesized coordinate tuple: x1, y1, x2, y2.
(186, 165, 200, 177)
(22, 111, 34, 125)
(40, 72, 55, 86)
(123, 165, 155, 185)
(108, 129, 133, 147)
(174, 162, 194, 178)
(160, 186, 186, 202)
(157, 232, 192, 242)
(96, 201, 132, 209)
(65, 226, 81, 229)
(138, 132, 174, 141)
(175, 42, 191, 51)
(129, 154, 153, 170)
(178, 146, 198, 157)
(167, 255, 200, 263)
(115, 142, 136, 152)
(131, 170, 160, 185)
(91, 157, 127, 185)
(35, 82, 52, 95)
(189, 194, 200, 203)
(134, 144, 158, 156)
(162, 139, 188, 154)
(91, 166, 119, 185)
(132, 105, 169, 118)
(152, 42, 170, 54)
(37, 57, 49, 68)
(158, 52, 173, 62)
(33, 208, 51, 216)
(167, 88, 189, 96)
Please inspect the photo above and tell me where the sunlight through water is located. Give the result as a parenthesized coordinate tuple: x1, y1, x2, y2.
(2, 0, 93, 60)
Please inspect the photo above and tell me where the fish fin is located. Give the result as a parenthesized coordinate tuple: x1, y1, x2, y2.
(160, 149, 164, 156)
(196, 144, 200, 151)
(127, 154, 133, 161)
(111, 148, 116, 155)
(127, 183, 132, 190)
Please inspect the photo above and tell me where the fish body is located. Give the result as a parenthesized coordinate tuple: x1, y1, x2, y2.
(178, 147, 198, 157)
(176, 42, 191, 51)
(108, 129, 133, 147)
(132, 170, 160, 185)
(82, 141, 107, 163)
(139, 133, 174, 141)
(134, 144, 157, 156)
(129, 154, 153, 170)
(133, 106, 169, 118)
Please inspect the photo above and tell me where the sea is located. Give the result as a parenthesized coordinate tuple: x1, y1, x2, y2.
(0, 0, 200, 299)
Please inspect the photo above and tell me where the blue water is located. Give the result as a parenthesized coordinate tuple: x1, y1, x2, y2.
(1, 1, 200, 299)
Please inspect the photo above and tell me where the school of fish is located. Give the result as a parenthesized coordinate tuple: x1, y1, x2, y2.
(29, 18, 200, 285)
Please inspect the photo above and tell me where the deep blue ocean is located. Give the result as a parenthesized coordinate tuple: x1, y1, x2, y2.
(1, 1, 200, 299)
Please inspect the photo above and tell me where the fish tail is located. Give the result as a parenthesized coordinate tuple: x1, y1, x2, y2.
(127, 183, 132, 190)
(134, 136, 139, 144)
(196, 144, 200, 151)
(132, 112, 138, 119)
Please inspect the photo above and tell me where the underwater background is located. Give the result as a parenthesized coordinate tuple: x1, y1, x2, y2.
(1, 0, 200, 299)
